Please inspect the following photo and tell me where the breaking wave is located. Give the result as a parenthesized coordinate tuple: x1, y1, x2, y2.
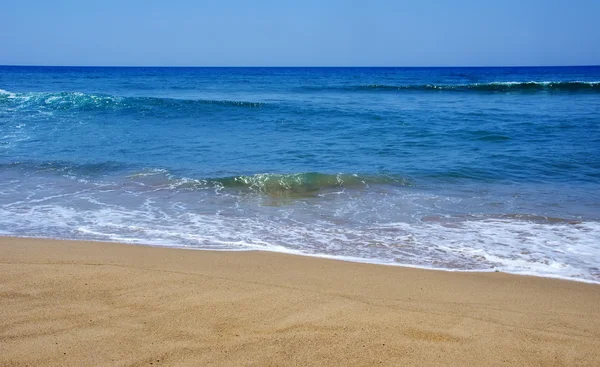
(1, 161, 410, 196)
(303, 81, 600, 93)
(0, 89, 264, 111)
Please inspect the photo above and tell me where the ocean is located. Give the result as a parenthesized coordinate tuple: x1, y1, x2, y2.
(1, 66, 599, 282)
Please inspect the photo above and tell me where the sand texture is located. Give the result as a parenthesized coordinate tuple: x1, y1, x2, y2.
(1, 236, 600, 366)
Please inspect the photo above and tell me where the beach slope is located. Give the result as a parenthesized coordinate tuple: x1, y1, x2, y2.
(1, 237, 599, 366)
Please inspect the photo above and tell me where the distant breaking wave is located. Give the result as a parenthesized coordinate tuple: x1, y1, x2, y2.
(0, 89, 264, 111)
(302, 81, 600, 93)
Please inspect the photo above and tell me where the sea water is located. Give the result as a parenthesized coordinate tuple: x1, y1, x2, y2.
(1, 66, 599, 282)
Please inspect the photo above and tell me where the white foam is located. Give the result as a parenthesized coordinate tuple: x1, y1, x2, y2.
(1, 174, 599, 284)
(1, 202, 598, 283)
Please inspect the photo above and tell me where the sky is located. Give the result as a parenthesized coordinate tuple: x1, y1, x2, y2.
(1, 0, 599, 67)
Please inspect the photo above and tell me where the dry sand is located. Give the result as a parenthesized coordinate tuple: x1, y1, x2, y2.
(1, 236, 600, 366)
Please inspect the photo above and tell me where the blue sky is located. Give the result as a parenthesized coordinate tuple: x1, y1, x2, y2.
(1, 0, 598, 66)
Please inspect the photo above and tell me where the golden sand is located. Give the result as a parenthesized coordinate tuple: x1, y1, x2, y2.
(1, 237, 599, 366)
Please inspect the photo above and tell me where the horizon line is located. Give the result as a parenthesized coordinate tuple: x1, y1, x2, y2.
(1, 64, 599, 69)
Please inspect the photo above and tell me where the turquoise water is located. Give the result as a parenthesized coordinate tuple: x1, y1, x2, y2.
(1, 66, 599, 282)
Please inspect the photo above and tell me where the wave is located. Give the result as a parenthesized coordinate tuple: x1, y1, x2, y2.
(211, 172, 408, 195)
(0, 89, 264, 111)
(303, 81, 600, 93)
(1, 161, 410, 196)
(133, 171, 411, 196)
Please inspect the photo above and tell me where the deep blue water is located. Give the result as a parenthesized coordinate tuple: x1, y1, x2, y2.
(1, 66, 599, 282)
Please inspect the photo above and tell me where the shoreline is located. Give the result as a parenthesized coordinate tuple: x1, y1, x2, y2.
(2, 236, 600, 366)
(2, 234, 598, 285)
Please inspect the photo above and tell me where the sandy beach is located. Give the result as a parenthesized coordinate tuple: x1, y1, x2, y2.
(1, 236, 599, 366)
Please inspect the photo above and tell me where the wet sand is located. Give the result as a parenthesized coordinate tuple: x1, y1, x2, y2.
(1, 236, 599, 366)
